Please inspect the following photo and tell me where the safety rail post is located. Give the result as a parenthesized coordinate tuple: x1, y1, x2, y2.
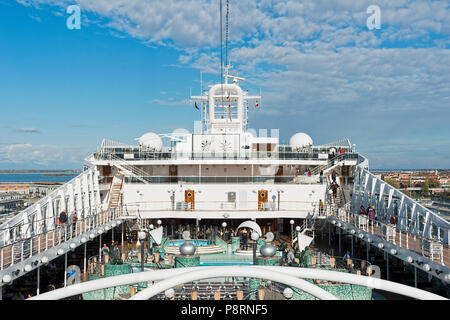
(11, 244, 14, 266)
(1, 247, 3, 270)
(38, 235, 41, 254)
(45, 233, 48, 251)
(21, 242, 24, 262)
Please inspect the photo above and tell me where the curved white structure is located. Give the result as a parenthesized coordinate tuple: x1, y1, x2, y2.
(236, 221, 262, 237)
(129, 266, 338, 300)
(27, 266, 447, 301)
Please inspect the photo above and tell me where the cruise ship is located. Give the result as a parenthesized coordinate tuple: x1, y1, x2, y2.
(0, 63, 448, 301)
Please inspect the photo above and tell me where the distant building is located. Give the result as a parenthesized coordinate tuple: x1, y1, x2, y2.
(0, 184, 30, 194)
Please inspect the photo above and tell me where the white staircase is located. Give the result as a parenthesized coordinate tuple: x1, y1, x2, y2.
(311, 154, 345, 176)
(108, 176, 123, 210)
(109, 154, 150, 184)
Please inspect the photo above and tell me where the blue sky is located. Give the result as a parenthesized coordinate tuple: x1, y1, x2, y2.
(0, 0, 449, 170)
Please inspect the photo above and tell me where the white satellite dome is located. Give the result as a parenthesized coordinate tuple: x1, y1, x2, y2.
(290, 132, 313, 149)
(138, 132, 162, 151)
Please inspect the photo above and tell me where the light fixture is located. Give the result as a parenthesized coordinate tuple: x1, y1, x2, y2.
(81, 237, 87, 243)
(98, 228, 104, 234)
(70, 243, 76, 249)
(222, 222, 227, 228)
(423, 264, 431, 272)
(290, 220, 295, 225)
(2, 275, 12, 283)
(444, 274, 450, 283)
(149, 224, 154, 230)
(406, 256, 414, 263)
(337, 222, 342, 227)
(89, 233, 95, 239)
(41, 256, 49, 264)
(283, 287, 293, 299)
(390, 249, 397, 255)
(111, 222, 117, 227)
(165, 288, 175, 299)
(157, 220, 162, 225)
(104, 225, 111, 230)
(57, 249, 64, 255)
(251, 232, 260, 241)
(295, 226, 301, 232)
(331, 220, 336, 225)
(138, 231, 147, 240)
(367, 238, 372, 243)
(358, 233, 364, 239)
(377, 242, 384, 249)
(350, 229, 356, 234)
(24, 264, 32, 272)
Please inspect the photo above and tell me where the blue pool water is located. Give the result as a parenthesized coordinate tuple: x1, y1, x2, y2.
(169, 240, 213, 247)
(200, 261, 253, 266)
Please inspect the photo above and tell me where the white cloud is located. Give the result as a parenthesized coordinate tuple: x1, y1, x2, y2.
(0, 143, 91, 166)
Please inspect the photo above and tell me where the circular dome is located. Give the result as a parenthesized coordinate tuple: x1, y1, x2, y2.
(290, 133, 313, 149)
(179, 240, 196, 256)
(139, 132, 162, 151)
(260, 244, 277, 257)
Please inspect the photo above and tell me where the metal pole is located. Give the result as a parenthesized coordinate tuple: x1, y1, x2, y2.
(253, 241, 257, 265)
(414, 266, 417, 288)
(121, 223, 124, 255)
(386, 253, 389, 281)
(99, 234, 102, 260)
(366, 242, 369, 262)
(351, 235, 354, 257)
(112, 226, 114, 243)
(141, 241, 145, 272)
(84, 243, 87, 274)
(37, 266, 40, 296)
(64, 253, 67, 287)
(328, 224, 331, 246)
(338, 228, 341, 254)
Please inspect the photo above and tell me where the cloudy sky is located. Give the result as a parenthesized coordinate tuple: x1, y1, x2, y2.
(0, 0, 449, 169)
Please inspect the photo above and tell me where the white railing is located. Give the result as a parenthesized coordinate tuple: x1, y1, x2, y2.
(0, 208, 120, 271)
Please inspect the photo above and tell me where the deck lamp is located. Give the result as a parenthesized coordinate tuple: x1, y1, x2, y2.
(283, 287, 293, 299)
(89, 233, 95, 239)
(157, 220, 162, 225)
(70, 242, 76, 249)
(41, 256, 49, 264)
(406, 256, 414, 263)
(358, 233, 364, 239)
(251, 232, 260, 265)
(2, 275, 12, 284)
(350, 229, 356, 234)
(81, 237, 87, 243)
(295, 226, 301, 232)
(138, 231, 147, 272)
(389, 248, 397, 255)
(444, 274, 450, 283)
(377, 242, 384, 249)
(57, 249, 64, 255)
(165, 288, 175, 300)
(24, 264, 32, 272)
(423, 264, 431, 272)
(149, 224, 154, 230)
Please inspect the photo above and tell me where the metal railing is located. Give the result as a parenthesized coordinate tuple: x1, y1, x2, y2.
(123, 200, 322, 213)
(94, 151, 359, 162)
(122, 175, 325, 184)
(330, 209, 449, 266)
(0, 208, 120, 271)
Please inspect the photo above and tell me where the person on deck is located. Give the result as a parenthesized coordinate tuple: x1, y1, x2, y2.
(359, 205, 367, 215)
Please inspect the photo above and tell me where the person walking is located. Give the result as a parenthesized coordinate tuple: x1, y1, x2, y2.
(320, 170, 324, 184)
(101, 244, 109, 262)
(241, 229, 248, 251)
(287, 247, 295, 266)
(368, 206, 376, 226)
(319, 199, 324, 215)
(331, 171, 337, 183)
(359, 205, 366, 215)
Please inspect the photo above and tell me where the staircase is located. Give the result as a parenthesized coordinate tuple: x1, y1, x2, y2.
(164, 244, 225, 255)
(311, 154, 345, 176)
(109, 154, 150, 184)
(108, 176, 123, 210)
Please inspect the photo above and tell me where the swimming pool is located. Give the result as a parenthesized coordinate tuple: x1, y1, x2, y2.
(169, 240, 213, 247)
(200, 261, 253, 266)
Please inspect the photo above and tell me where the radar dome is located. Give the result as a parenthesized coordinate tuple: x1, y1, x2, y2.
(139, 132, 162, 151)
(290, 133, 313, 149)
